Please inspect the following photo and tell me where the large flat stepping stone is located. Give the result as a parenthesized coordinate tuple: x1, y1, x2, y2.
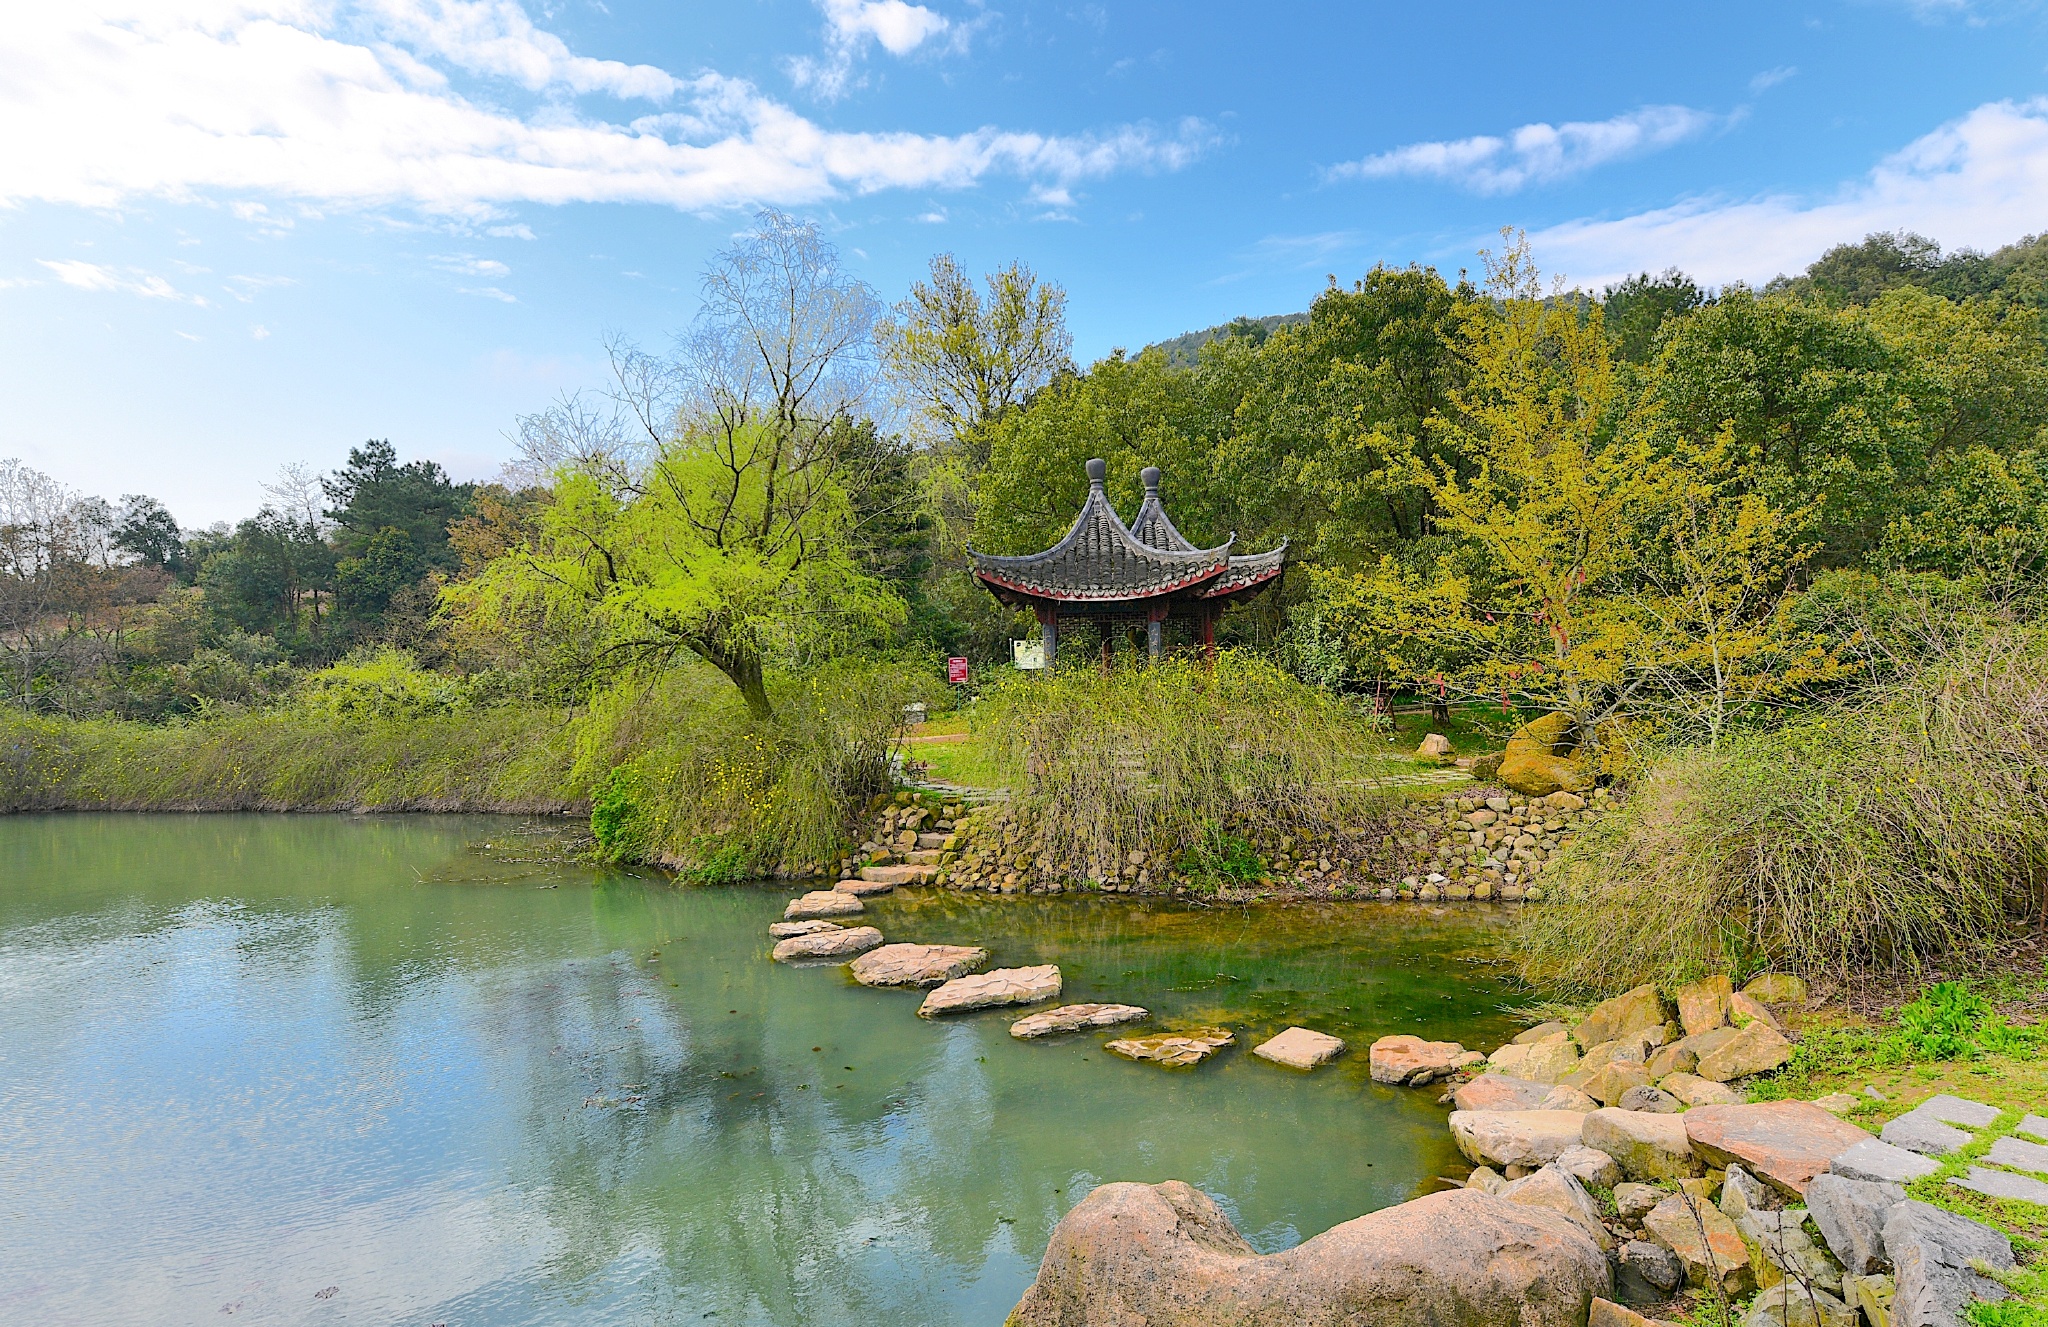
(1830, 1138, 1941, 1185)
(1950, 1165, 2048, 1205)
(1255, 1027, 1347, 1070)
(772, 926, 883, 962)
(1881, 1111, 1971, 1158)
(918, 965, 1062, 1017)
(1452, 1074, 1551, 1113)
(1367, 1034, 1468, 1084)
(855, 864, 937, 887)
(850, 943, 988, 988)
(1446, 1110, 1587, 1170)
(785, 890, 863, 920)
(1683, 1101, 1873, 1196)
(1011, 1003, 1149, 1039)
(1986, 1134, 2048, 1174)
(1105, 1028, 1233, 1067)
(769, 919, 842, 938)
(1914, 1093, 1999, 1129)
(2018, 1114, 2048, 1139)
(834, 877, 896, 897)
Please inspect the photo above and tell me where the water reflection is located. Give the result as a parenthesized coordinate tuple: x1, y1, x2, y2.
(0, 815, 1524, 1326)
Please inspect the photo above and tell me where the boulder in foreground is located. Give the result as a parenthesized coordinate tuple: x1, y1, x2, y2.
(1007, 1182, 1610, 1327)
(1449, 1110, 1588, 1170)
(1010, 1003, 1148, 1038)
(850, 943, 988, 988)
(918, 964, 1061, 1016)
(1106, 1028, 1233, 1066)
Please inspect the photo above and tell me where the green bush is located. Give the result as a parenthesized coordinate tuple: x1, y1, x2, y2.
(1884, 982, 2047, 1062)
(1177, 823, 1267, 893)
(588, 764, 650, 863)
(1518, 626, 2048, 990)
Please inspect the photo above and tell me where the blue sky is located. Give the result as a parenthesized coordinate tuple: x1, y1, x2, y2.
(8, 0, 2048, 523)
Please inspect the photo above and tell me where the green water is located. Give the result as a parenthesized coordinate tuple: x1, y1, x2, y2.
(0, 814, 1525, 1326)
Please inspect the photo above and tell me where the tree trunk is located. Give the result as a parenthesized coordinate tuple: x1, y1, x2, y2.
(697, 635, 774, 720)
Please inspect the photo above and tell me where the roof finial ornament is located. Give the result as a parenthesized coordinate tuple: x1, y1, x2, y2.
(1085, 457, 1107, 491)
(1141, 466, 1161, 495)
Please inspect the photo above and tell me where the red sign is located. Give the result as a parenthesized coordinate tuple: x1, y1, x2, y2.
(947, 657, 969, 685)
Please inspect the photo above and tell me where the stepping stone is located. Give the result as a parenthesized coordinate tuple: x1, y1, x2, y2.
(2018, 1114, 2048, 1140)
(1105, 1028, 1233, 1067)
(1683, 1101, 1875, 1196)
(1914, 1093, 1999, 1129)
(1366, 1033, 1461, 1083)
(785, 890, 863, 920)
(1829, 1138, 1941, 1185)
(1881, 1112, 1971, 1158)
(834, 876, 897, 897)
(918, 965, 1062, 1017)
(769, 919, 842, 938)
(1987, 1134, 2048, 1174)
(1451, 1074, 1551, 1113)
(1950, 1165, 2048, 1205)
(771, 926, 883, 962)
(1255, 1027, 1347, 1070)
(850, 943, 988, 988)
(853, 863, 937, 888)
(1010, 1003, 1149, 1039)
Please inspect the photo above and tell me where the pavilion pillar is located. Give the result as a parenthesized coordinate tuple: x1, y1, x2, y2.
(1200, 603, 1217, 666)
(1100, 630, 1113, 671)
(1035, 603, 1058, 673)
(1147, 603, 1166, 661)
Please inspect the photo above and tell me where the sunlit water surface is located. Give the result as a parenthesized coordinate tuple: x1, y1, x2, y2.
(0, 814, 1524, 1326)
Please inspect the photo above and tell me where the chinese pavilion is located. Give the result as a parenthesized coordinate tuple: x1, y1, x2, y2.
(967, 458, 1286, 666)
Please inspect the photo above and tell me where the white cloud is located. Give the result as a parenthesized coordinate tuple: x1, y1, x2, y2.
(1750, 66, 1798, 93)
(434, 253, 511, 276)
(251, 323, 272, 338)
(1529, 97, 2048, 290)
(788, 0, 953, 100)
(1329, 105, 1722, 194)
(0, 1, 1202, 221)
(461, 285, 517, 301)
(37, 260, 211, 304)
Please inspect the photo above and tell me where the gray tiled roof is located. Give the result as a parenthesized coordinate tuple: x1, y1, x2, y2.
(969, 459, 1285, 604)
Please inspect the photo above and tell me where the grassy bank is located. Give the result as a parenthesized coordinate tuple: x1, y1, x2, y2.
(1518, 627, 2048, 993)
(1, 656, 934, 878)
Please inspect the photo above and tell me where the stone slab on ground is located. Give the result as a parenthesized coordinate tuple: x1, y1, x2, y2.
(1951, 1166, 2048, 1205)
(919, 965, 1061, 1016)
(1643, 1191, 1752, 1296)
(1447, 1110, 1589, 1170)
(1006, 1184, 1611, 1327)
(1884, 1200, 2013, 1327)
(785, 890, 863, 920)
(1986, 1134, 2048, 1174)
(834, 875, 898, 896)
(1914, 1094, 2000, 1130)
(768, 919, 842, 938)
(1583, 1107, 1701, 1183)
(1830, 1139, 1942, 1186)
(1256, 1027, 1347, 1070)
(1366, 1033, 1460, 1083)
(1010, 1003, 1148, 1039)
(1881, 1113, 1972, 1159)
(854, 863, 940, 887)
(1683, 1101, 1875, 1196)
(1105, 1028, 1233, 1067)
(851, 943, 988, 988)
(1453, 1074, 1551, 1113)
(771, 926, 883, 962)
(2018, 1114, 2048, 1139)
(1805, 1173, 1906, 1275)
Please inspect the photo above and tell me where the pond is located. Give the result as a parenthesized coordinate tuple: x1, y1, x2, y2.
(0, 814, 1527, 1326)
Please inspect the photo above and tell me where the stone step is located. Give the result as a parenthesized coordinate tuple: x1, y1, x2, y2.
(903, 850, 942, 865)
(857, 864, 937, 887)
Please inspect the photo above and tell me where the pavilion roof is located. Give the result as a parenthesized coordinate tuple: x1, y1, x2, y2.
(968, 459, 1286, 605)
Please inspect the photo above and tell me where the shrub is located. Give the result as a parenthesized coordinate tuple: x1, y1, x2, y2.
(588, 763, 650, 862)
(1883, 982, 2047, 1062)
(1518, 626, 2048, 991)
(972, 653, 1387, 885)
